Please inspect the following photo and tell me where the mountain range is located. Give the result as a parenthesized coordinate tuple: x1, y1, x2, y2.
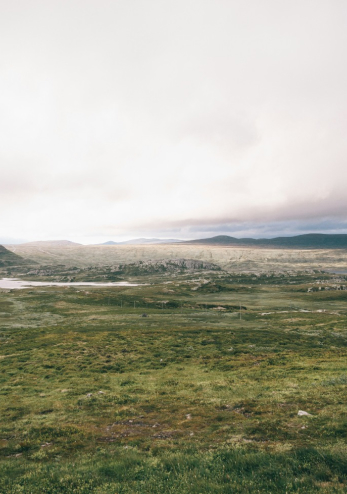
(3, 234, 347, 250)
(187, 233, 347, 249)
(99, 238, 182, 245)
(20, 240, 82, 247)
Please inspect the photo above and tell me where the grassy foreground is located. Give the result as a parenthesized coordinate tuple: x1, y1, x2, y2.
(1, 269, 347, 493)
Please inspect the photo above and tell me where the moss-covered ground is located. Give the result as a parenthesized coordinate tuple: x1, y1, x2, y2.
(1, 268, 347, 493)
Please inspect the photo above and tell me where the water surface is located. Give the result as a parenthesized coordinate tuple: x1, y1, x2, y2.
(0, 278, 141, 290)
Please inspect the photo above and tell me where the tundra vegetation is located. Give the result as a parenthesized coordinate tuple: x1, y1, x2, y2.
(1, 244, 347, 493)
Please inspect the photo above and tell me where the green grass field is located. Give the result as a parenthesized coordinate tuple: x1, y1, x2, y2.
(1, 251, 347, 493)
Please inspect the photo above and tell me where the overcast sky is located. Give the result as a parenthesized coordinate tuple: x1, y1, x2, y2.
(1, 0, 347, 243)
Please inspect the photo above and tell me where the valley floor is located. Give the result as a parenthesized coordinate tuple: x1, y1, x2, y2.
(1, 246, 347, 493)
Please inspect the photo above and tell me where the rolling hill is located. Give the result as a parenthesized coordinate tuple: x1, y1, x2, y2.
(21, 240, 82, 247)
(99, 238, 182, 245)
(0, 245, 27, 266)
(187, 233, 347, 249)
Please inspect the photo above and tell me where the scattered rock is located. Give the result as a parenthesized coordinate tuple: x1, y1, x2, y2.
(185, 413, 192, 420)
(298, 410, 312, 417)
(86, 393, 93, 398)
(98, 391, 105, 394)
(141, 313, 148, 317)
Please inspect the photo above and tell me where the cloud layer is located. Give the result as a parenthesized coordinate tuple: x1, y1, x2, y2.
(1, 1, 347, 242)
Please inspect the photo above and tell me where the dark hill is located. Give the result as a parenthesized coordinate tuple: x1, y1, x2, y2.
(0, 245, 26, 266)
(187, 234, 347, 249)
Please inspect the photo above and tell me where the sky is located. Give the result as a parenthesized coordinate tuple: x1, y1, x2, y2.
(1, 0, 347, 244)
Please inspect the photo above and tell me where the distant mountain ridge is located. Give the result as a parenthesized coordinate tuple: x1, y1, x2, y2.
(99, 238, 182, 245)
(186, 234, 347, 249)
(21, 240, 82, 247)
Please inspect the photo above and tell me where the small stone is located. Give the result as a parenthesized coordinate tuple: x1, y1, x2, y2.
(86, 393, 93, 397)
(298, 410, 312, 417)
(98, 391, 105, 394)
(186, 413, 192, 420)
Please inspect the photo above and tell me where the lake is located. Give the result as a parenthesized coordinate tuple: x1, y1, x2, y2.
(0, 278, 141, 290)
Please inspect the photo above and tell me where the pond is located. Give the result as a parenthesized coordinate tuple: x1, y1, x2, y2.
(0, 278, 142, 290)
